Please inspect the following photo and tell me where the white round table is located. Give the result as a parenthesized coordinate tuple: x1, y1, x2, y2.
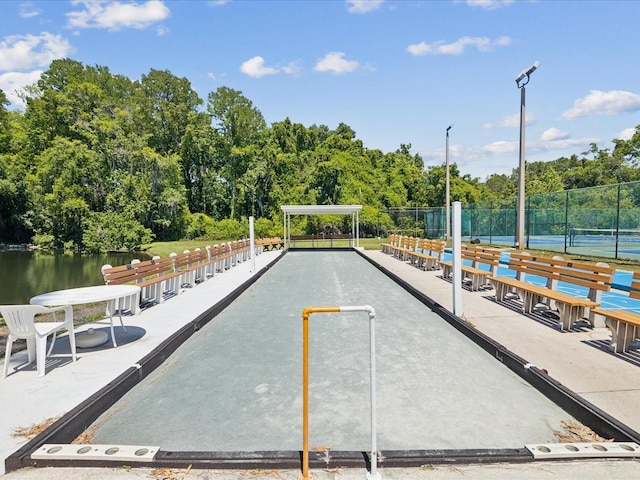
(30, 285, 141, 347)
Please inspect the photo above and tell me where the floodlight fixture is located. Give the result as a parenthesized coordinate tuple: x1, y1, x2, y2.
(516, 61, 540, 88)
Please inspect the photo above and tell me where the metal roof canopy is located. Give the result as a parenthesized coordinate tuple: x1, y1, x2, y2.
(281, 205, 362, 248)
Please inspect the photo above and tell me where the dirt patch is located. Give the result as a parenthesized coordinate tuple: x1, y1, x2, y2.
(12, 415, 63, 440)
(552, 419, 613, 443)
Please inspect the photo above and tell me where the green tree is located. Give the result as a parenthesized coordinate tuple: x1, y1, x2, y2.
(179, 111, 221, 215)
(82, 212, 153, 253)
(425, 162, 484, 209)
(613, 125, 640, 168)
(484, 173, 516, 199)
(527, 166, 564, 195)
(0, 89, 9, 154)
(207, 87, 266, 219)
(134, 69, 203, 156)
(30, 138, 106, 248)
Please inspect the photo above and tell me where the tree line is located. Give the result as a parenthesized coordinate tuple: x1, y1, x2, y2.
(0, 59, 638, 252)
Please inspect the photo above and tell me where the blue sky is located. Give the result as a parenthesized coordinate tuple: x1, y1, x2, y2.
(1, 0, 639, 180)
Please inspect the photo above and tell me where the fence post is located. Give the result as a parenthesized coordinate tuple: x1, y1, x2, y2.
(564, 191, 569, 252)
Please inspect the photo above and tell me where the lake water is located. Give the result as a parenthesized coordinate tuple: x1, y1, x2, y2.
(0, 250, 147, 305)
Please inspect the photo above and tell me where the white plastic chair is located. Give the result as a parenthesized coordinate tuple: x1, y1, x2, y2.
(1, 305, 77, 378)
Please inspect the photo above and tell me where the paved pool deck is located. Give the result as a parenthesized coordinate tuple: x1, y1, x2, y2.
(2, 248, 640, 479)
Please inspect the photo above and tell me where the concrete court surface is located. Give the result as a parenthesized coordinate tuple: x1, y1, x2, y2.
(3, 248, 640, 479)
(89, 250, 572, 451)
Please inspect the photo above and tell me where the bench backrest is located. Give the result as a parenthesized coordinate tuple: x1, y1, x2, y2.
(508, 253, 613, 292)
(384, 234, 398, 246)
(102, 257, 174, 285)
(170, 251, 190, 270)
(134, 257, 175, 280)
(102, 263, 139, 285)
(461, 245, 502, 267)
(630, 271, 640, 300)
(233, 239, 249, 251)
(399, 236, 417, 251)
(419, 239, 446, 256)
(170, 250, 206, 271)
(209, 242, 232, 258)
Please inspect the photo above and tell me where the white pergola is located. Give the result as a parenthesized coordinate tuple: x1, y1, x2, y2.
(281, 205, 363, 249)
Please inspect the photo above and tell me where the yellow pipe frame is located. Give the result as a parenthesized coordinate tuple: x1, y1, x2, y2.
(300, 307, 340, 480)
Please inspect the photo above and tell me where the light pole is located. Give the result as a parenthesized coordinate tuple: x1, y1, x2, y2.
(445, 124, 453, 241)
(515, 61, 540, 249)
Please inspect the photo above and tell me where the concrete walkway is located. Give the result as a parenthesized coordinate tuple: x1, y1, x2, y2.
(3, 248, 640, 479)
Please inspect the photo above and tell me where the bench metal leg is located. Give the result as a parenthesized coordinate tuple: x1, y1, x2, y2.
(491, 281, 508, 302)
(556, 303, 585, 331)
(519, 290, 536, 314)
(606, 319, 639, 353)
(441, 264, 452, 279)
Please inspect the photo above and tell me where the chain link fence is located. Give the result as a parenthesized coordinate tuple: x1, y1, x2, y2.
(390, 181, 640, 260)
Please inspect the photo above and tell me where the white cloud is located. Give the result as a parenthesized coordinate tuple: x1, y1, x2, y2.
(532, 136, 600, 153)
(19, 2, 41, 18)
(540, 127, 569, 142)
(421, 131, 601, 179)
(561, 89, 640, 120)
(465, 0, 515, 10)
(0, 70, 42, 106)
(616, 128, 636, 141)
(407, 36, 511, 56)
(207, 72, 217, 81)
(483, 112, 536, 129)
(346, 0, 384, 14)
(67, 0, 170, 31)
(240, 56, 279, 78)
(281, 61, 303, 76)
(481, 140, 518, 155)
(240, 57, 302, 78)
(207, 0, 231, 6)
(0, 32, 72, 71)
(314, 52, 359, 74)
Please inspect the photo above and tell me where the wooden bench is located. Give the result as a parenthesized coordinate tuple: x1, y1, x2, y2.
(232, 239, 250, 264)
(207, 243, 235, 271)
(391, 236, 419, 261)
(592, 271, 640, 352)
(439, 245, 502, 291)
(380, 234, 400, 255)
(101, 256, 182, 308)
(170, 249, 212, 288)
(257, 237, 284, 251)
(406, 239, 446, 271)
(134, 256, 183, 305)
(381, 234, 414, 259)
(488, 253, 614, 330)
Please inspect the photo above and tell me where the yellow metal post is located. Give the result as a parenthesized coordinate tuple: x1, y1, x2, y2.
(301, 307, 340, 480)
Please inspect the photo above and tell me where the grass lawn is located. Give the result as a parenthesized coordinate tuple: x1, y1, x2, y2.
(146, 237, 386, 257)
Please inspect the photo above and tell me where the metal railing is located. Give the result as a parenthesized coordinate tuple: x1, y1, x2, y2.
(300, 306, 381, 480)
